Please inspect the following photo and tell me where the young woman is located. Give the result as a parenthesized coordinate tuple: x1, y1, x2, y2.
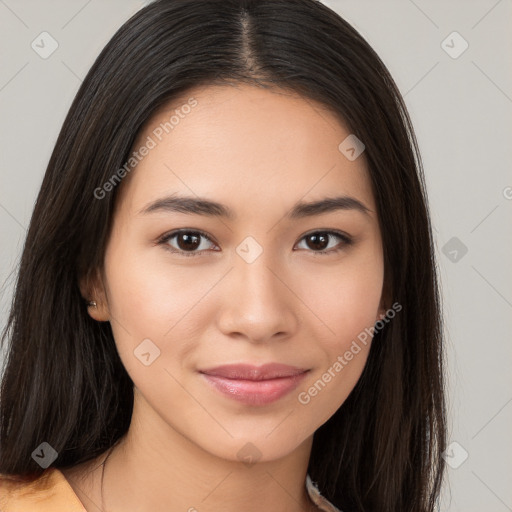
(0, 1, 447, 511)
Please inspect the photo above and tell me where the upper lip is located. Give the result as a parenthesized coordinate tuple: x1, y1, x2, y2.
(199, 363, 308, 381)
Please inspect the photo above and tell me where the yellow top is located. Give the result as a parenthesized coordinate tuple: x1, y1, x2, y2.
(0, 468, 342, 512)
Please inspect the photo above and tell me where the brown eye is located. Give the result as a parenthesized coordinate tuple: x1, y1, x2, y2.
(158, 230, 217, 257)
(157, 229, 352, 258)
(295, 231, 352, 255)
(175, 232, 201, 251)
(305, 232, 330, 251)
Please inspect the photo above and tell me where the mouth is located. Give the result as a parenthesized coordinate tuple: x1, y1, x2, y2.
(199, 363, 310, 406)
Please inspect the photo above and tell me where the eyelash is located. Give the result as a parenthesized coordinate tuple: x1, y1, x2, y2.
(155, 229, 353, 258)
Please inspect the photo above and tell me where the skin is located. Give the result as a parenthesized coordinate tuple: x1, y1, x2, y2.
(62, 83, 387, 512)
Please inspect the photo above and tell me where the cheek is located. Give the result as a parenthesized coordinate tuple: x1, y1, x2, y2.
(102, 241, 234, 391)
(295, 280, 379, 427)
(104, 242, 210, 331)
(292, 250, 383, 421)
(102, 247, 205, 406)
(301, 248, 384, 345)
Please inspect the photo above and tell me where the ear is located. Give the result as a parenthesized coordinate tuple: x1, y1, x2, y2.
(79, 267, 110, 322)
(376, 283, 392, 322)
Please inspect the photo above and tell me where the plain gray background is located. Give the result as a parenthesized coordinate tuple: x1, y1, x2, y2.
(1, 1, 511, 510)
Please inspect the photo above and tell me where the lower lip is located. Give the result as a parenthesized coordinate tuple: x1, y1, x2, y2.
(200, 372, 309, 406)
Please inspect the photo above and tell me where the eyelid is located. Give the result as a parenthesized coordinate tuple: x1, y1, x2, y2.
(300, 228, 353, 245)
(156, 228, 219, 257)
(295, 230, 353, 256)
(156, 228, 353, 257)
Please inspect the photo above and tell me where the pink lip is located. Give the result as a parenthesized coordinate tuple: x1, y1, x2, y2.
(199, 364, 309, 406)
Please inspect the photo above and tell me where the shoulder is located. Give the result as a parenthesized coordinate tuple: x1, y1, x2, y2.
(0, 468, 86, 512)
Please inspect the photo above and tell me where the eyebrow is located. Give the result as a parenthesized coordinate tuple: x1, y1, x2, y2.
(138, 194, 371, 220)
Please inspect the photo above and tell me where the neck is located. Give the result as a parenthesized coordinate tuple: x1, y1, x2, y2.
(70, 388, 319, 512)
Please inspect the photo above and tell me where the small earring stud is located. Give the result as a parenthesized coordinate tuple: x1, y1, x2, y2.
(87, 300, 97, 308)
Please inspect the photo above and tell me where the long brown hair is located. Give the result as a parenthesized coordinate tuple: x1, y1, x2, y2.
(0, 1, 447, 510)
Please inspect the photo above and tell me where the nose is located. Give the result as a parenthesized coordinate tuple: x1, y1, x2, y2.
(216, 251, 299, 344)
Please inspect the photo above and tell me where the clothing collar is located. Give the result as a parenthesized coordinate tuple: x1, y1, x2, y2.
(0, 468, 342, 512)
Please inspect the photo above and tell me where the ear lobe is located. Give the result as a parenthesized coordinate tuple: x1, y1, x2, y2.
(79, 268, 110, 322)
(376, 285, 392, 323)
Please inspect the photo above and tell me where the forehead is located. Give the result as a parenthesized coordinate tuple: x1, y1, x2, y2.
(119, 83, 376, 220)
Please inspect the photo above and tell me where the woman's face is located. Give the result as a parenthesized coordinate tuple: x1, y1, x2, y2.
(88, 84, 386, 463)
